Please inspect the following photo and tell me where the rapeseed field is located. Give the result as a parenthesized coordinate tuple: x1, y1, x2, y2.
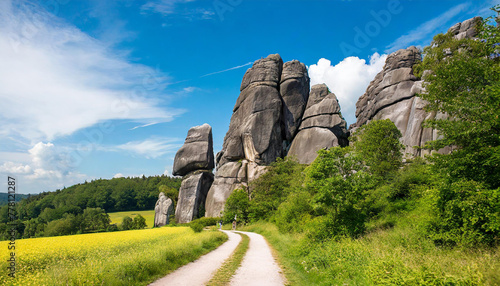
(0, 227, 226, 285)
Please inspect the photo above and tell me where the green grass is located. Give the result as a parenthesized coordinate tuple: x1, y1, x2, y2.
(0, 227, 227, 286)
(108, 210, 155, 228)
(206, 232, 250, 286)
(242, 217, 500, 286)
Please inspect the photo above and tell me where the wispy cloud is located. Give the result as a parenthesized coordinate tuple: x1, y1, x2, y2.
(0, 1, 182, 143)
(141, 0, 214, 20)
(141, 0, 195, 15)
(115, 137, 182, 159)
(385, 3, 470, 53)
(200, 62, 253, 78)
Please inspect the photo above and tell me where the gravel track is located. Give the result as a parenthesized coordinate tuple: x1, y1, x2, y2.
(149, 230, 241, 286)
(229, 231, 286, 286)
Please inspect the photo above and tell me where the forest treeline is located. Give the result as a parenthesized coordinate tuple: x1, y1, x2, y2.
(0, 175, 181, 239)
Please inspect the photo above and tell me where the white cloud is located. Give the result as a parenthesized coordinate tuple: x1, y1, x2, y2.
(0, 161, 32, 174)
(113, 173, 125, 178)
(385, 3, 469, 53)
(0, 1, 182, 143)
(116, 138, 181, 159)
(308, 53, 387, 126)
(0, 142, 88, 193)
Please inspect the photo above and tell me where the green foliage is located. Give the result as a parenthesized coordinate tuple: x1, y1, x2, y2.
(120, 216, 134, 231)
(187, 217, 219, 232)
(247, 157, 306, 221)
(222, 188, 250, 224)
(303, 147, 370, 240)
(274, 190, 312, 233)
(189, 222, 204, 232)
(415, 14, 500, 189)
(82, 207, 111, 232)
(428, 180, 500, 247)
(44, 214, 80, 237)
(353, 119, 404, 177)
(133, 214, 147, 229)
(8, 175, 181, 238)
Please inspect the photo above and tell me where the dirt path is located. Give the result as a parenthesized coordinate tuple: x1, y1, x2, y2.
(149, 230, 241, 286)
(229, 231, 286, 286)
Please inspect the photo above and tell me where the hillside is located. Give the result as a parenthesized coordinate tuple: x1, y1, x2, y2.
(0, 175, 181, 240)
(0, 192, 29, 206)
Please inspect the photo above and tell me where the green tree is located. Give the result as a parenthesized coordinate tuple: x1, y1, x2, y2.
(304, 147, 371, 240)
(82, 207, 110, 232)
(133, 214, 147, 229)
(223, 188, 250, 223)
(414, 7, 500, 246)
(415, 11, 500, 189)
(121, 216, 134, 230)
(353, 119, 404, 177)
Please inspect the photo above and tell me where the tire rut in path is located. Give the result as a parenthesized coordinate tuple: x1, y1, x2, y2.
(229, 230, 286, 286)
(149, 230, 241, 286)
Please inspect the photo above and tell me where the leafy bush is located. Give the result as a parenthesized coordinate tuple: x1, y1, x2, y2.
(352, 119, 403, 178)
(222, 188, 250, 224)
(133, 214, 147, 229)
(248, 157, 305, 221)
(428, 180, 500, 246)
(120, 216, 134, 230)
(190, 222, 204, 232)
(189, 217, 218, 227)
(274, 190, 312, 233)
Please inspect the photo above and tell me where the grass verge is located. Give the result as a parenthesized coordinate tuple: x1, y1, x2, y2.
(206, 232, 250, 286)
(242, 221, 500, 286)
(108, 210, 155, 228)
(0, 227, 226, 286)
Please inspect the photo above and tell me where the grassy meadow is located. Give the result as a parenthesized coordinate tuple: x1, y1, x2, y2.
(109, 210, 156, 228)
(0, 226, 226, 286)
(242, 219, 500, 286)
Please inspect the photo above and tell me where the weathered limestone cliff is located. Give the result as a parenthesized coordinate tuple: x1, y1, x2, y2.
(350, 16, 481, 156)
(173, 124, 214, 223)
(204, 54, 348, 217)
(288, 84, 349, 164)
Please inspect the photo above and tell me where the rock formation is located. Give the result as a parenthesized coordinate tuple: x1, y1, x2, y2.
(173, 124, 215, 223)
(173, 123, 214, 177)
(447, 16, 482, 40)
(350, 17, 481, 157)
(175, 171, 214, 223)
(288, 84, 349, 164)
(154, 192, 174, 227)
(205, 54, 349, 217)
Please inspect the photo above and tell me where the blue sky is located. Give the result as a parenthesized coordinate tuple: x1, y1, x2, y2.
(0, 0, 497, 194)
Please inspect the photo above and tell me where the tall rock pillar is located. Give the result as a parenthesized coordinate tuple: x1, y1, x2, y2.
(173, 123, 215, 223)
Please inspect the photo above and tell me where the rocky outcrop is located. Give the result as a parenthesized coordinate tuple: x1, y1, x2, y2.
(350, 46, 443, 157)
(205, 55, 349, 217)
(351, 17, 480, 156)
(288, 84, 349, 164)
(173, 123, 214, 176)
(154, 192, 174, 227)
(206, 54, 285, 217)
(448, 16, 482, 40)
(173, 124, 215, 223)
(281, 60, 310, 141)
(175, 171, 214, 223)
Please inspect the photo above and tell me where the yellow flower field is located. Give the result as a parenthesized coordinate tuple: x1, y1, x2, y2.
(0, 227, 226, 286)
